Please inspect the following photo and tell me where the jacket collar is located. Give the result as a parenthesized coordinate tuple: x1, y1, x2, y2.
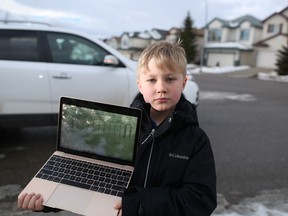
(131, 93, 199, 138)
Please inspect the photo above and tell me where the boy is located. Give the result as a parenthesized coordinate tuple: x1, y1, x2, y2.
(114, 41, 216, 216)
(18, 41, 217, 215)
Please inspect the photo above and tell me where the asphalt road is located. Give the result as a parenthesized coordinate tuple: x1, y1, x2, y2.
(194, 73, 288, 204)
(0, 73, 288, 214)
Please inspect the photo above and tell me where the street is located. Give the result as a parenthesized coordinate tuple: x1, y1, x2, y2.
(1, 73, 288, 215)
(194, 74, 288, 204)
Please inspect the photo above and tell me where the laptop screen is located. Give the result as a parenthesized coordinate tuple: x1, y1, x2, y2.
(57, 97, 141, 165)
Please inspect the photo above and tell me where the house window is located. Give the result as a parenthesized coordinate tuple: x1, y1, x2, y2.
(121, 36, 130, 49)
(208, 29, 222, 42)
(240, 29, 250, 41)
(267, 24, 281, 34)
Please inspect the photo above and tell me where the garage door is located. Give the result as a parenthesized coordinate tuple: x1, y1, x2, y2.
(207, 53, 234, 67)
(256, 51, 276, 69)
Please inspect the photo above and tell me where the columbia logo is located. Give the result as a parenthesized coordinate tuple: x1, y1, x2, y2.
(169, 153, 189, 160)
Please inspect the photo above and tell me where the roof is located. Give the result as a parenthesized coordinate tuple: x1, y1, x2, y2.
(205, 42, 253, 50)
(279, 6, 288, 14)
(207, 15, 262, 29)
(152, 28, 168, 38)
(253, 33, 288, 47)
(121, 29, 168, 40)
(262, 6, 288, 23)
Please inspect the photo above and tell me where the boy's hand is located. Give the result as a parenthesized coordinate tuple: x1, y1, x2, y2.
(114, 199, 122, 216)
(18, 193, 44, 212)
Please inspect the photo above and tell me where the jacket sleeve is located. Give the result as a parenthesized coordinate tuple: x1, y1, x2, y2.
(41, 206, 62, 213)
(122, 130, 217, 216)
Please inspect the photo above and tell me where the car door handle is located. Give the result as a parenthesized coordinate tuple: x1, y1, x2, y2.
(52, 73, 72, 79)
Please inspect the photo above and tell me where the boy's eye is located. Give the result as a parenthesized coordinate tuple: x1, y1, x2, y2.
(147, 79, 156, 83)
(167, 77, 176, 82)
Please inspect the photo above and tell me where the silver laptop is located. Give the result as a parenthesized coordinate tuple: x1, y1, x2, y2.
(20, 97, 142, 216)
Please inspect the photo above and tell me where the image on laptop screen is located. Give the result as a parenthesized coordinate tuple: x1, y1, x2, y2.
(59, 103, 138, 162)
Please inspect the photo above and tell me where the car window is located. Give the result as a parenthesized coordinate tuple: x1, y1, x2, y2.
(46, 32, 111, 65)
(0, 30, 40, 61)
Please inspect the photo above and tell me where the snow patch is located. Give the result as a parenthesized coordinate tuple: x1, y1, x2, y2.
(187, 65, 250, 74)
(258, 72, 288, 83)
(200, 91, 256, 102)
(0, 184, 22, 200)
(187, 64, 288, 83)
(213, 189, 288, 216)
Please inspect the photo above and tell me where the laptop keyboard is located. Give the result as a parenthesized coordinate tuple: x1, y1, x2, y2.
(35, 155, 132, 197)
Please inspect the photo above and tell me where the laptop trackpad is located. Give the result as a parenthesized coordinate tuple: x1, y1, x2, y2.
(46, 184, 93, 215)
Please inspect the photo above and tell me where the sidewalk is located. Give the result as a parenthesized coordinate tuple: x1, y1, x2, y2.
(188, 65, 275, 79)
(221, 67, 288, 82)
(217, 67, 273, 78)
(192, 66, 288, 82)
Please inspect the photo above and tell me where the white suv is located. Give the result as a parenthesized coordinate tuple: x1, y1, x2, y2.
(0, 21, 199, 128)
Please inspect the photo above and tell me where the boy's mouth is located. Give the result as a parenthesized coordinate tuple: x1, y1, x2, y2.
(155, 98, 168, 103)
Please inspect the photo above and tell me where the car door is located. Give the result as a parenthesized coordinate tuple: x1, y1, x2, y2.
(0, 30, 51, 114)
(45, 32, 129, 113)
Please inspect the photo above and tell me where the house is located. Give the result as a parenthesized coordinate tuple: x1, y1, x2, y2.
(106, 27, 204, 62)
(254, 6, 288, 69)
(203, 6, 288, 69)
(204, 15, 262, 67)
(106, 36, 121, 50)
(106, 28, 168, 60)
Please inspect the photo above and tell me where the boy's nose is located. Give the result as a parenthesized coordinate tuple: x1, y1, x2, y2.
(156, 80, 167, 93)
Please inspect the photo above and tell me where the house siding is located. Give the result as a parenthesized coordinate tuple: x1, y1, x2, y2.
(267, 35, 288, 50)
(255, 7, 288, 69)
(262, 15, 287, 39)
(240, 51, 257, 66)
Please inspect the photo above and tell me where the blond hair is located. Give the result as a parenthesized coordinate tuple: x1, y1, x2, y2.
(137, 40, 187, 78)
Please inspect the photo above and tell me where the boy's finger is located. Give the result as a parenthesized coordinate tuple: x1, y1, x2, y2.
(117, 209, 122, 216)
(27, 193, 42, 211)
(34, 194, 44, 211)
(17, 193, 28, 208)
(114, 200, 122, 209)
(21, 193, 35, 209)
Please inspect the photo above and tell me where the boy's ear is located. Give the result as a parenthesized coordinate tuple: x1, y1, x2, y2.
(137, 79, 142, 93)
(183, 76, 188, 90)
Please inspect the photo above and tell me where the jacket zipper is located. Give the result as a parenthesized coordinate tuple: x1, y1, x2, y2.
(141, 128, 155, 145)
(143, 129, 155, 188)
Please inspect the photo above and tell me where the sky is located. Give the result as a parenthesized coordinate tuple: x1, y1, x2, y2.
(0, 0, 287, 38)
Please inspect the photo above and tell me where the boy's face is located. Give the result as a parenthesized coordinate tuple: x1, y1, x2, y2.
(137, 59, 187, 115)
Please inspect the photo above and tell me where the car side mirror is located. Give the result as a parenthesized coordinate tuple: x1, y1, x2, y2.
(103, 55, 119, 66)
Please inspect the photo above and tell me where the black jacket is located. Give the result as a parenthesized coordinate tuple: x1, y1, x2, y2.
(122, 93, 217, 216)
